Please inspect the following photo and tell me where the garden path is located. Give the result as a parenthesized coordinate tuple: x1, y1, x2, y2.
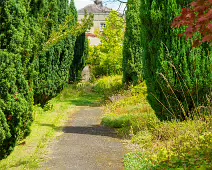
(42, 106, 125, 170)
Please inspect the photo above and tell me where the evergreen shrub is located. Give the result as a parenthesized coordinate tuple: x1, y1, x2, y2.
(33, 0, 77, 105)
(140, 0, 212, 120)
(70, 33, 89, 82)
(0, 52, 33, 159)
(0, 0, 81, 158)
(123, 0, 143, 85)
(0, 0, 33, 158)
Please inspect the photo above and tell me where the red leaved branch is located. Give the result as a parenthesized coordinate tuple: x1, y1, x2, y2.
(172, 0, 212, 47)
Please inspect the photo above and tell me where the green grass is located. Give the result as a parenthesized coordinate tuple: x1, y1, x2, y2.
(0, 83, 102, 169)
(101, 81, 212, 170)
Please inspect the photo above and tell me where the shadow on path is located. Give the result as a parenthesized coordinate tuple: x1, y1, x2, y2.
(39, 123, 120, 138)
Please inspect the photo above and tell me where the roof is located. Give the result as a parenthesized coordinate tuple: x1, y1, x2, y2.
(78, 1, 112, 14)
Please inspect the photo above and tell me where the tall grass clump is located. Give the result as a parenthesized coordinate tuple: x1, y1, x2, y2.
(140, 0, 212, 121)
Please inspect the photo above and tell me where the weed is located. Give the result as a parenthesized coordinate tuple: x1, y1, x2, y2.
(102, 81, 212, 169)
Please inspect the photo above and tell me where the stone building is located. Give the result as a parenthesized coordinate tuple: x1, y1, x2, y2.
(78, 0, 112, 46)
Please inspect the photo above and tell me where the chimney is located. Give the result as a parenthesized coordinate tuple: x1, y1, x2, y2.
(94, 0, 103, 7)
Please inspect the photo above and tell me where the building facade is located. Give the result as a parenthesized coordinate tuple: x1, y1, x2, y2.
(78, 0, 112, 46)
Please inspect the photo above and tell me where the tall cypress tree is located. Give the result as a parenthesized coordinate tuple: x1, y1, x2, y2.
(0, 0, 33, 158)
(140, 0, 211, 120)
(33, 0, 77, 105)
(70, 33, 89, 82)
(123, 0, 143, 85)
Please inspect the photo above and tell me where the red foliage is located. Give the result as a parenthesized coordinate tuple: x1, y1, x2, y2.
(172, 0, 212, 47)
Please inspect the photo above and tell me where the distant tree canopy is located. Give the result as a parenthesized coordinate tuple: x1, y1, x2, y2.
(88, 11, 125, 77)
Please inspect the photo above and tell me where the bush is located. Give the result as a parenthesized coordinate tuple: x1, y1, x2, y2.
(0, 109, 10, 154)
(0, 0, 87, 159)
(0, 52, 33, 159)
(140, 0, 212, 120)
(70, 33, 89, 82)
(93, 75, 123, 97)
(0, 0, 33, 159)
(33, 0, 77, 105)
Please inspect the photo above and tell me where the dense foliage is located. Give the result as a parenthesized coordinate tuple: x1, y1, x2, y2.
(88, 11, 125, 77)
(139, 0, 211, 121)
(0, 0, 33, 158)
(101, 81, 212, 169)
(32, 0, 77, 105)
(0, 0, 90, 159)
(70, 33, 89, 82)
(122, 0, 143, 85)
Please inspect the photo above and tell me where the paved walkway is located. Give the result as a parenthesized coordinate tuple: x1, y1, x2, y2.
(42, 107, 124, 170)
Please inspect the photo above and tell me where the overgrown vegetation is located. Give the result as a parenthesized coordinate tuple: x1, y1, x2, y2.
(93, 75, 123, 98)
(101, 81, 212, 169)
(0, 0, 211, 168)
(101, 1, 211, 168)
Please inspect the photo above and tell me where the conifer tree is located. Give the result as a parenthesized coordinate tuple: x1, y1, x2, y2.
(70, 33, 89, 82)
(123, 0, 143, 85)
(0, 0, 33, 158)
(139, 0, 211, 120)
(33, 0, 77, 105)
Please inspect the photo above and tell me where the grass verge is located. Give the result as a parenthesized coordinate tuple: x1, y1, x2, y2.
(0, 83, 102, 169)
(101, 81, 212, 169)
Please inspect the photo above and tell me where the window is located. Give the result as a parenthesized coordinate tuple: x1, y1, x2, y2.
(100, 23, 106, 31)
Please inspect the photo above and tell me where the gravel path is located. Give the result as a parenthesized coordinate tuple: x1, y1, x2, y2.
(42, 107, 125, 170)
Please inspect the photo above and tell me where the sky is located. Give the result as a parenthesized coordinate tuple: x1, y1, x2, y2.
(74, 0, 127, 12)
